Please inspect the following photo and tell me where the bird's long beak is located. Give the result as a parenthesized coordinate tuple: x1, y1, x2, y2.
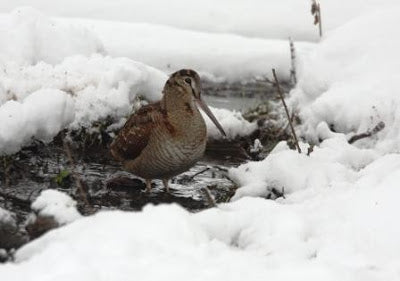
(196, 98, 226, 137)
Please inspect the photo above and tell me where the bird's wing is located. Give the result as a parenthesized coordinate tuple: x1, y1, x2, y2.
(110, 102, 165, 162)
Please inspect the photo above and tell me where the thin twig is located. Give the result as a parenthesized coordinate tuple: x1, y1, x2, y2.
(201, 187, 216, 208)
(311, 0, 323, 37)
(188, 167, 210, 181)
(307, 144, 314, 156)
(348, 121, 385, 144)
(318, 3, 322, 37)
(289, 37, 297, 85)
(63, 140, 91, 208)
(272, 69, 302, 153)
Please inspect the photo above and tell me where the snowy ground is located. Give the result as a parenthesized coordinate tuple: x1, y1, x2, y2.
(1, 1, 400, 280)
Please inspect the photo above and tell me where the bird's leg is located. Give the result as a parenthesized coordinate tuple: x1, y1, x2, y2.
(162, 179, 170, 193)
(145, 179, 152, 193)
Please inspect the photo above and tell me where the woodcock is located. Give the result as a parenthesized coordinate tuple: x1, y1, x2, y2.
(110, 69, 226, 192)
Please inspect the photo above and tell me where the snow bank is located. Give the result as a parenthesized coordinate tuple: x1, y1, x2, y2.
(229, 137, 378, 200)
(220, 7, 400, 279)
(0, 55, 167, 154)
(31, 190, 82, 225)
(65, 18, 314, 82)
(1, 0, 399, 42)
(0, 89, 74, 155)
(231, 6, 400, 202)
(0, 191, 399, 280)
(0, 7, 316, 82)
(290, 7, 400, 154)
(0, 7, 103, 65)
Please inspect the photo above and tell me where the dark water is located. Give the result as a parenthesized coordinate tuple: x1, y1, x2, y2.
(202, 79, 278, 111)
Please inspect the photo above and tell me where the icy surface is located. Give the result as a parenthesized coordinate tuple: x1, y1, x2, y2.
(31, 190, 82, 225)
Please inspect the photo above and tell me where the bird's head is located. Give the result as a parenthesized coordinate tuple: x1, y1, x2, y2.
(165, 69, 226, 137)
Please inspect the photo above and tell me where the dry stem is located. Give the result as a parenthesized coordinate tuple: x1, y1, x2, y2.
(311, 0, 323, 37)
(289, 37, 297, 85)
(348, 121, 385, 144)
(201, 187, 216, 208)
(272, 69, 302, 153)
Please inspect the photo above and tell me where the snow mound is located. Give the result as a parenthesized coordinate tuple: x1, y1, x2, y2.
(0, 194, 398, 280)
(0, 7, 104, 65)
(0, 55, 167, 154)
(229, 137, 378, 200)
(0, 89, 75, 155)
(0, 53, 253, 154)
(290, 7, 400, 153)
(205, 107, 257, 140)
(31, 190, 82, 225)
(67, 18, 315, 82)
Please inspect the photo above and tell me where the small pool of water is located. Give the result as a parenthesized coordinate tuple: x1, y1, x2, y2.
(203, 95, 269, 112)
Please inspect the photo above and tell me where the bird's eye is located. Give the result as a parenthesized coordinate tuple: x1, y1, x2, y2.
(184, 78, 191, 84)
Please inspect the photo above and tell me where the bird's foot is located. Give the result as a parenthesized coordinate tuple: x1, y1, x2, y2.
(145, 179, 152, 193)
(162, 179, 170, 193)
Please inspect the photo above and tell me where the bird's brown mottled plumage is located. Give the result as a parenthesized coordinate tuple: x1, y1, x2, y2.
(110, 102, 164, 162)
(110, 69, 226, 193)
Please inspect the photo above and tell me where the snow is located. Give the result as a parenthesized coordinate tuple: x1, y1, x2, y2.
(0, 54, 167, 154)
(0, 7, 104, 65)
(290, 7, 400, 155)
(223, 4, 400, 279)
(0, 0, 399, 41)
(30, 190, 82, 225)
(0, 6, 315, 82)
(0, 89, 74, 155)
(1, 195, 399, 280)
(61, 18, 314, 82)
(230, 5, 400, 200)
(204, 107, 257, 140)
